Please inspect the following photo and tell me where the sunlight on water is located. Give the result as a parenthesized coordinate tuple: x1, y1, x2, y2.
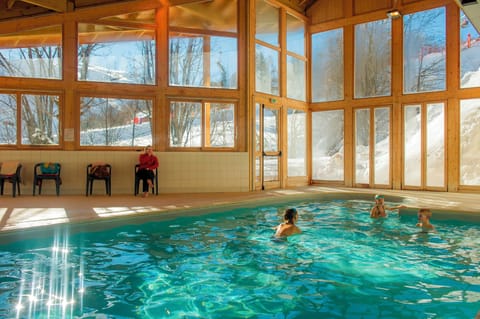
(13, 230, 84, 319)
(0, 199, 479, 319)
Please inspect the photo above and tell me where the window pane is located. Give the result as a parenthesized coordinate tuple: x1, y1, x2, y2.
(21, 95, 60, 145)
(404, 105, 422, 186)
(311, 29, 344, 102)
(256, 103, 261, 152)
(256, 0, 279, 46)
(355, 19, 391, 98)
(264, 156, 279, 182)
(169, 35, 237, 89)
(287, 109, 306, 177)
(426, 103, 445, 187)
(0, 26, 61, 79)
(403, 7, 446, 93)
(263, 108, 278, 152)
(170, 0, 237, 33)
(286, 13, 304, 56)
(255, 44, 279, 95)
(80, 97, 152, 146)
(460, 99, 480, 185)
(374, 107, 390, 185)
(0, 94, 17, 145)
(312, 110, 344, 181)
(355, 108, 370, 184)
(170, 101, 201, 147)
(207, 103, 235, 148)
(287, 56, 306, 101)
(78, 21, 155, 84)
(460, 11, 480, 89)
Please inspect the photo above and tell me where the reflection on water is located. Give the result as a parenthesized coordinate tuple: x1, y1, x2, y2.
(0, 199, 479, 318)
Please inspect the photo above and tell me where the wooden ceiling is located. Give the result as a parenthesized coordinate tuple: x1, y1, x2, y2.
(0, 0, 317, 22)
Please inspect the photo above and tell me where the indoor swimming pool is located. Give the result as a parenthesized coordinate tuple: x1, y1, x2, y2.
(0, 198, 478, 318)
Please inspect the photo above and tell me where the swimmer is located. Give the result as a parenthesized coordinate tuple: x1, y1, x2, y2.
(275, 208, 302, 237)
(370, 194, 405, 218)
(416, 208, 435, 231)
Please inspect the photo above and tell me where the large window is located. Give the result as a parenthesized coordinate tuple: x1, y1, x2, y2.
(0, 94, 16, 145)
(403, 7, 446, 94)
(78, 16, 156, 84)
(169, 1, 238, 89)
(255, 0, 280, 96)
(312, 110, 344, 181)
(311, 29, 344, 102)
(0, 26, 62, 79)
(459, 10, 480, 89)
(354, 19, 391, 98)
(460, 99, 480, 186)
(169, 101, 235, 148)
(287, 108, 306, 176)
(80, 97, 152, 146)
(0, 93, 62, 146)
(255, 44, 279, 96)
(286, 14, 306, 101)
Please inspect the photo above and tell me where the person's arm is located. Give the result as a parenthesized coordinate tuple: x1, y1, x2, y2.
(385, 204, 406, 211)
(150, 155, 159, 170)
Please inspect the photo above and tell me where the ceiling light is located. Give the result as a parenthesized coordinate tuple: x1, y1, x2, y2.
(387, 9, 402, 19)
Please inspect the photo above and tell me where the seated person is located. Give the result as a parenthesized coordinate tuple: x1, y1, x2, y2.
(370, 194, 405, 218)
(416, 208, 435, 231)
(275, 208, 302, 238)
(136, 145, 159, 197)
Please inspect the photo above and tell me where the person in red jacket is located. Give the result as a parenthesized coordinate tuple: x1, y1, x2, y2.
(137, 145, 159, 197)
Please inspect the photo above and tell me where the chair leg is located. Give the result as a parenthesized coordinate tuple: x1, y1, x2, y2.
(85, 178, 89, 196)
(1, 180, 4, 195)
(56, 180, 60, 196)
(12, 181, 16, 197)
(38, 180, 42, 195)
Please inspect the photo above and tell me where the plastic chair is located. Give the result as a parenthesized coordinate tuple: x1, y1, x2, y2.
(0, 162, 22, 197)
(134, 164, 158, 196)
(33, 162, 62, 196)
(86, 163, 111, 196)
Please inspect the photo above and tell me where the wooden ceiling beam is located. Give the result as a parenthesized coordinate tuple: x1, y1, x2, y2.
(8, 0, 68, 12)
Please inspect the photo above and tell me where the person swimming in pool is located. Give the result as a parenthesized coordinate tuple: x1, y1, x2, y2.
(416, 208, 435, 231)
(275, 208, 302, 237)
(370, 194, 405, 218)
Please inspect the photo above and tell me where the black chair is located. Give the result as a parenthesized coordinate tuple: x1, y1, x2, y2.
(33, 162, 62, 196)
(134, 164, 158, 196)
(0, 162, 22, 197)
(86, 163, 111, 196)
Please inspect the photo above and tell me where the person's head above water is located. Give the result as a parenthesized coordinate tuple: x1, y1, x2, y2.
(283, 208, 298, 223)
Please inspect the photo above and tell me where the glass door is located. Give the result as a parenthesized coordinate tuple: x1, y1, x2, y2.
(254, 102, 281, 190)
(403, 103, 446, 190)
(354, 106, 391, 187)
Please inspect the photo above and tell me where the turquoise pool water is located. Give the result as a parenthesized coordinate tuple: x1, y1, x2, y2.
(0, 199, 479, 318)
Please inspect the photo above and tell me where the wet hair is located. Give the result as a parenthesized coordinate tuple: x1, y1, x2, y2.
(283, 208, 298, 223)
(418, 208, 432, 217)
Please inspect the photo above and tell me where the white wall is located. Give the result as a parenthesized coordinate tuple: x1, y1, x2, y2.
(0, 151, 249, 195)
